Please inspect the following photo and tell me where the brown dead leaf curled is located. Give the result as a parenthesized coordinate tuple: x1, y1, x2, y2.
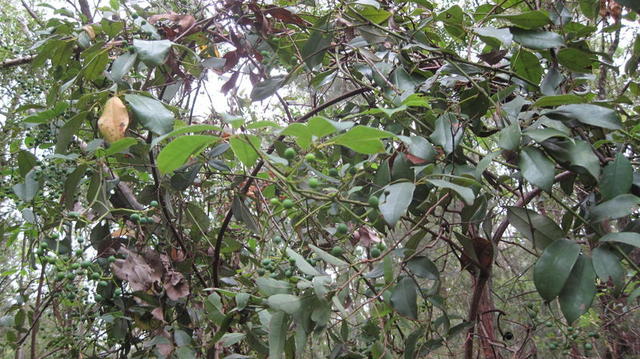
(98, 96, 129, 143)
(352, 226, 381, 247)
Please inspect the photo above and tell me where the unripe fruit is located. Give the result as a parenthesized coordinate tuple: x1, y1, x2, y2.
(130, 213, 140, 222)
(328, 168, 339, 177)
(55, 273, 65, 281)
(107, 256, 116, 263)
(273, 236, 283, 244)
(114, 288, 122, 296)
(283, 148, 296, 160)
(305, 153, 316, 162)
(95, 294, 103, 302)
(98, 280, 108, 287)
(71, 263, 80, 270)
(308, 177, 319, 189)
(371, 248, 381, 258)
(257, 269, 265, 276)
(331, 246, 344, 256)
(368, 195, 379, 207)
(282, 199, 294, 209)
(376, 243, 386, 251)
(336, 223, 348, 235)
(149, 200, 159, 207)
(40, 242, 49, 249)
(584, 343, 592, 350)
(270, 198, 280, 206)
(90, 272, 100, 280)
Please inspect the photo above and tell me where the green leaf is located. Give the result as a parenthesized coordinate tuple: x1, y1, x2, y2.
(268, 294, 302, 314)
(110, 52, 137, 82)
(390, 277, 418, 320)
(124, 94, 174, 135)
(268, 311, 289, 359)
(473, 27, 513, 47)
(12, 170, 39, 202)
(507, 207, 564, 250)
(102, 137, 138, 157)
(426, 179, 475, 205)
(133, 39, 172, 67)
(546, 104, 621, 130)
(533, 95, 585, 107)
(592, 247, 624, 292)
(309, 245, 349, 267)
(219, 333, 246, 347)
(519, 147, 555, 192)
(251, 76, 285, 102)
(533, 239, 581, 301)
(281, 123, 312, 149)
(566, 140, 600, 179)
(498, 123, 521, 151)
(557, 48, 595, 72)
(379, 182, 415, 227)
(524, 128, 571, 143)
(332, 125, 392, 154)
(430, 114, 462, 154)
(599, 232, 640, 248)
(17, 151, 38, 177)
(406, 256, 439, 280)
(511, 28, 564, 49)
(232, 196, 260, 233)
(616, 0, 640, 11)
(63, 165, 87, 210)
(285, 248, 323, 277)
(600, 153, 633, 200)
(256, 277, 291, 296)
(494, 10, 551, 29)
(229, 135, 261, 167)
(157, 135, 218, 174)
(302, 15, 332, 69)
(84, 51, 109, 81)
(558, 255, 596, 324)
(589, 194, 640, 222)
(475, 151, 500, 180)
(23, 102, 68, 123)
(512, 48, 543, 85)
(397, 136, 436, 163)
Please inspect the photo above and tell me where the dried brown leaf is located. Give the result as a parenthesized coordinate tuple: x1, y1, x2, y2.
(98, 96, 129, 143)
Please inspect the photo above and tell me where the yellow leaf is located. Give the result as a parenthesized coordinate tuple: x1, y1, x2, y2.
(83, 25, 96, 40)
(98, 96, 129, 143)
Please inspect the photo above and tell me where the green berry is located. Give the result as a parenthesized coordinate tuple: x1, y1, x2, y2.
(305, 153, 316, 162)
(55, 273, 66, 281)
(376, 242, 386, 251)
(284, 269, 293, 277)
(75, 249, 84, 256)
(261, 258, 272, 266)
(370, 248, 381, 258)
(149, 200, 159, 207)
(549, 343, 557, 350)
(328, 168, 339, 177)
(257, 268, 265, 276)
(76, 237, 84, 243)
(567, 326, 574, 332)
(90, 272, 100, 281)
(130, 213, 141, 222)
(545, 321, 553, 328)
(95, 294, 103, 302)
(49, 233, 59, 240)
(336, 223, 348, 235)
(331, 246, 344, 256)
(273, 236, 283, 244)
(583, 343, 592, 350)
(35, 248, 44, 256)
(114, 288, 122, 296)
(107, 256, 116, 263)
(270, 198, 280, 206)
(40, 242, 49, 249)
(367, 195, 379, 207)
(66, 272, 75, 280)
(283, 148, 296, 160)
(282, 199, 295, 209)
(98, 280, 108, 287)
(70, 263, 80, 270)
(308, 177, 319, 189)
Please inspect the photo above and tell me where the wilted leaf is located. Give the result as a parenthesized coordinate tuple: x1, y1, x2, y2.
(97, 97, 129, 143)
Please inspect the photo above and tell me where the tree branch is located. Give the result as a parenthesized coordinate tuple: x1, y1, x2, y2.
(0, 56, 34, 69)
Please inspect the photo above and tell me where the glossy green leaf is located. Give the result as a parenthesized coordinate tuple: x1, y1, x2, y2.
(110, 52, 137, 82)
(599, 232, 640, 248)
(430, 114, 462, 154)
(256, 278, 291, 296)
(23, 102, 68, 123)
(406, 256, 439, 280)
(309, 245, 349, 267)
(557, 48, 595, 72)
(17, 150, 37, 177)
(512, 48, 543, 85)
(301, 15, 331, 69)
(332, 125, 392, 154)
(498, 122, 520, 151)
(533, 95, 585, 107)
(519, 147, 555, 192)
(102, 137, 138, 157)
(250, 76, 285, 101)
(426, 179, 474, 205)
(219, 333, 245, 347)
(390, 277, 418, 320)
(507, 207, 564, 250)
(546, 104, 621, 129)
(229, 135, 261, 167)
(397, 136, 436, 163)
(268, 294, 302, 314)
(268, 311, 289, 359)
(285, 248, 323, 277)
(592, 247, 624, 291)
(601, 153, 633, 200)
(124, 94, 174, 135)
(589, 194, 640, 222)
(379, 182, 415, 226)
(511, 28, 564, 49)
(84, 51, 109, 81)
(533, 239, 580, 301)
(157, 135, 218, 174)
(558, 255, 596, 324)
(473, 27, 513, 47)
(566, 140, 600, 179)
(12, 170, 39, 202)
(494, 10, 550, 29)
(524, 128, 571, 143)
(133, 39, 172, 66)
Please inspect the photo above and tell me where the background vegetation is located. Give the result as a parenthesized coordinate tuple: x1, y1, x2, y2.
(0, 0, 639, 358)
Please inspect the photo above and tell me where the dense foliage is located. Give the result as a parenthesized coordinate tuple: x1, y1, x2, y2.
(1, 0, 640, 358)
